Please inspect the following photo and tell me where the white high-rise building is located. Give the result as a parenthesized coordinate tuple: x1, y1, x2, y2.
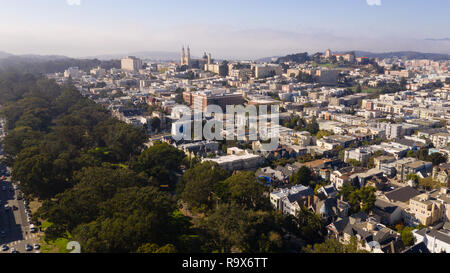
(121, 56, 143, 72)
(64, 67, 82, 79)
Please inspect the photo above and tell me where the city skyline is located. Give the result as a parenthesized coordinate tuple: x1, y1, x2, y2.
(0, 0, 449, 59)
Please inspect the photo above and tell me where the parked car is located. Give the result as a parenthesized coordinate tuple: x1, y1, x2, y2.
(33, 244, 40, 250)
(1, 245, 8, 251)
(10, 248, 18, 253)
(30, 225, 38, 233)
(4, 204, 9, 211)
(25, 244, 32, 251)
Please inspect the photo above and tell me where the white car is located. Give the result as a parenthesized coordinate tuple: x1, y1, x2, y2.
(30, 224, 37, 233)
(33, 244, 40, 250)
(4, 204, 9, 211)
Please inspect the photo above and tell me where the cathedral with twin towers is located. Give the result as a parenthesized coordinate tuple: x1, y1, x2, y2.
(180, 45, 212, 69)
(180, 45, 191, 67)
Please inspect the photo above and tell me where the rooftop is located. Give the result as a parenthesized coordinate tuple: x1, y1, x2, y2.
(384, 186, 421, 203)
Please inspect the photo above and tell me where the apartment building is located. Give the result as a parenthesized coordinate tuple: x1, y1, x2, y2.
(315, 69, 340, 85)
(396, 159, 433, 182)
(183, 90, 244, 111)
(431, 133, 450, 148)
(121, 56, 143, 72)
(344, 148, 371, 165)
(405, 189, 448, 226)
(253, 64, 283, 79)
(202, 147, 263, 171)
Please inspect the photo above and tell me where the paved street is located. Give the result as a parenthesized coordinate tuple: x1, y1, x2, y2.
(0, 172, 40, 254)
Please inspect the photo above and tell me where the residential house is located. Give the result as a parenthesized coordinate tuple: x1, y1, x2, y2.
(311, 195, 350, 224)
(413, 224, 450, 253)
(328, 213, 402, 253)
(317, 184, 338, 198)
(270, 185, 314, 217)
(383, 186, 421, 205)
(255, 167, 286, 184)
(372, 199, 403, 226)
(433, 163, 450, 187)
(396, 159, 433, 182)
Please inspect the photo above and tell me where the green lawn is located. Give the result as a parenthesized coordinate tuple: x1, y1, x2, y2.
(353, 87, 381, 93)
(38, 221, 73, 253)
(40, 220, 53, 230)
(40, 235, 72, 253)
(311, 62, 340, 69)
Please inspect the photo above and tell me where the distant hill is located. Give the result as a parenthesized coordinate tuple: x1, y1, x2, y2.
(275, 52, 310, 64)
(0, 54, 120, 74)
(0, 51, 13, 59)
(425, 38, 450, 42)
(258, 50, 450, 63)
(15, 54, 71, 61)
(344, 51, 450, 61)
(255, 56, 281, 63)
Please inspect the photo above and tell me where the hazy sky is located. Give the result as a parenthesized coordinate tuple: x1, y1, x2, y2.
(0, 0, 449, 59)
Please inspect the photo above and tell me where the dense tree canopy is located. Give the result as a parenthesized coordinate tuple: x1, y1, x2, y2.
(179, 161, 231, 211)
(220, 171, 270, 210)
(198, 203, 286, 253)
(134, 142, 185, 190)
(339, 185, 377, 213)
(303, 237, 369, 253)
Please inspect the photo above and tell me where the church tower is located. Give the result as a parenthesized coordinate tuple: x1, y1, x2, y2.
(186, 45, 191, 67)
(181, 46, 186, 65)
